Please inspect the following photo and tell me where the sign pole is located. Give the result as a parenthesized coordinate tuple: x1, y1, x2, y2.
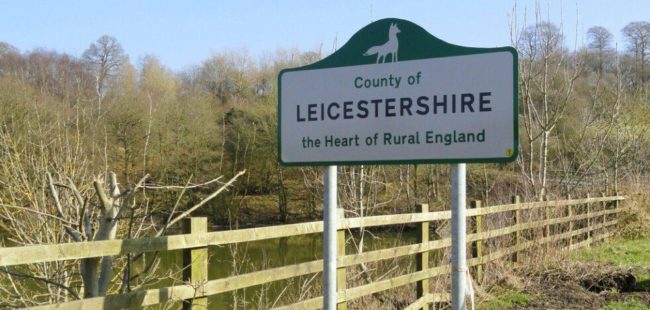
(323, 165, 338, 310)
(278, 19, 516, 310)
(451, 163, 467, 310)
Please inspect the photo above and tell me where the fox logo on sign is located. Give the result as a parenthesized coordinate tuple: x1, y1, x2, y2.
(363, 23, 400, 63)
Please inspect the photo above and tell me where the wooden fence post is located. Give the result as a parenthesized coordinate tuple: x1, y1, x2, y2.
(470, 200, 483, 283)
(614, 192, 620, 229)
(544, 195, 551, 247)
(416, 204, 431, 310)
(586, 193, 592, 244)
(601, 192, 607, 228)
(567, 195, 573, 247)
(337, 208, 347, 310)
(183, 217, 208, 310)
(512, 196, 521, 263)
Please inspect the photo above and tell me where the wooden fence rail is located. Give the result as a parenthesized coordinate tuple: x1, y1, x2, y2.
(1, 195, 625, 309)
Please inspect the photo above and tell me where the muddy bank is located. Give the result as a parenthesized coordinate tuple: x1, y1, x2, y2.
(496, 262, 650, 309)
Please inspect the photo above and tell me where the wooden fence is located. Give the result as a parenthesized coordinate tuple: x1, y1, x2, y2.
(0, 195, 626, 309)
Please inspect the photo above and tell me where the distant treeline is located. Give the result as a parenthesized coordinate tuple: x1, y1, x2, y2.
(0, 20, 649, 227)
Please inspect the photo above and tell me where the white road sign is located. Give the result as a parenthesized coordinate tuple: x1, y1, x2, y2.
(278, 19, 517, 166)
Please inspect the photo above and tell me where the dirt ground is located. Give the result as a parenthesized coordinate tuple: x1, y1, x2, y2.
(497, 262, 650, 309)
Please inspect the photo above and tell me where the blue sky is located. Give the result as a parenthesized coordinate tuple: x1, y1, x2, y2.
(1, 1, 648, 71)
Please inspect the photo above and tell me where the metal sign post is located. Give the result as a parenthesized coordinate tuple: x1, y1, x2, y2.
(277, 18, 517, 310)
(323, 165, 337, 310)
(451, 163, 467, 310)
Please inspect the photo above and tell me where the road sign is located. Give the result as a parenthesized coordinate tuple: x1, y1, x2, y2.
(278, 18, 518, 166)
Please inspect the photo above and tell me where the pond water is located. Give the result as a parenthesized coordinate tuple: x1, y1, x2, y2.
(143, 228, 439, 308)
(0, 227, 441, 308)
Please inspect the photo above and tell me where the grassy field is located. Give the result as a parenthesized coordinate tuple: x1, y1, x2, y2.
(577, 237, 650, 288)
(478, 288, 534, 310)
(477, 236, 650, 310)
(577, 237, 650, 309)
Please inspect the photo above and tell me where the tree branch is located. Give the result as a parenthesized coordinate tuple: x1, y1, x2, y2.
(1, 267, 80, 300)
(114, 174, 149, 222)
(141, 176, 224, 190)
(46, 173, 66, 219)
(158, 175, 193, 237)
(0, 204, 74, 225)
(109, 172, 120, 198)
(166, 170, 246, 228)
(93, 177, 111, 211)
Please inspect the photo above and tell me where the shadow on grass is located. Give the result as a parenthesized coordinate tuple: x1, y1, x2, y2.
(636, 279, 650, 292)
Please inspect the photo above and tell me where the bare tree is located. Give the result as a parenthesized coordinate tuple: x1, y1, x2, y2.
(556, 54, 624, 196)
(0, 42, 18, 57)
(197, 50, 253, 103)
(0, 119, 87, 307)
(0, 42, 20, 78)
(518, 22, 565, 60)
(46, 170, 245, 298)
(622, 21, 650, 85)
(587, 26, 614, 73)
(82, 35, 128, 114)
(512, 9, 582, 200)
(0, 114, 245, 304)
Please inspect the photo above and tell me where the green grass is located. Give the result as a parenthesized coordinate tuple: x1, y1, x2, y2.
(577, 238, 650, 266)
(478, 289, 533, 310)
(576, 237, 650, 290)
(602, 298, 649, 310)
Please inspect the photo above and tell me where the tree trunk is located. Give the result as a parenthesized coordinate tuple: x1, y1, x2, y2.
(539, 130, 550, 201)
(82, 173, 121, 297)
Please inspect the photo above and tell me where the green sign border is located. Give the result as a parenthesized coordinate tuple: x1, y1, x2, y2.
(278, 18, 518, 167)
